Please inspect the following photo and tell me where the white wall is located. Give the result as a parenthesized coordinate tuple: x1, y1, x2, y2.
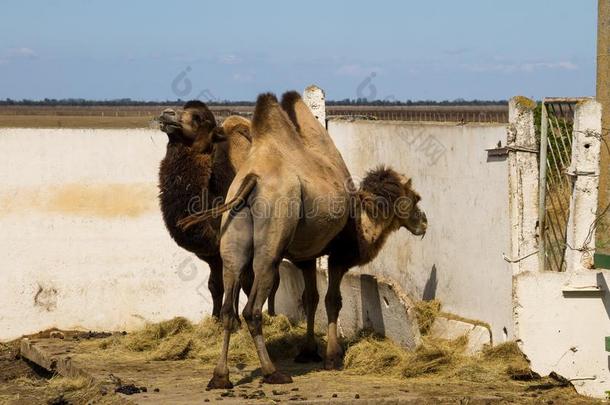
(515, 271, 610, 398)
(0, 129, 214, 341)
(0, 123, 512, 344)
(327, 120, 512, 341)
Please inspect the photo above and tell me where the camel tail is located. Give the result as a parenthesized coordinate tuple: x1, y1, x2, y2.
(177, 173, 258, 231)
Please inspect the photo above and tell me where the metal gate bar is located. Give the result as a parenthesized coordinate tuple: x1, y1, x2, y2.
(538, 98, 583, 271)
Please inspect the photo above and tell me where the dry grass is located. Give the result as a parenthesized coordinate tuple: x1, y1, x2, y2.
(94, 314, 311, 365)
(343, 333, 467, 378)
(413, 299, 441, 335)
(0, 115, 155, 128)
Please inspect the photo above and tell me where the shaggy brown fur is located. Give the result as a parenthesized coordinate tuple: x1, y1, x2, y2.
(158, 101, 253, 318)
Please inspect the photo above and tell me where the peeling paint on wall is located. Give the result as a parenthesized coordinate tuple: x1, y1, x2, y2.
(0, 183, 158, 218)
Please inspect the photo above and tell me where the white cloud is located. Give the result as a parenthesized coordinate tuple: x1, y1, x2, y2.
(9, 47, 37, 58)
(335, 64, 382, 78)
(219, 54, 242, 65)
(461, 60, 578, 73)
(232, 72, 253, 82)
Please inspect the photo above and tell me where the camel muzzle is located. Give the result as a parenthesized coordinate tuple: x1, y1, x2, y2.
(158, 109, 182, 133)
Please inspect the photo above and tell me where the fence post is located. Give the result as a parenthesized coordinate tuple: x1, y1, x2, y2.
(564, 99, 603, 271)
(508, 96, 540, 274)
(303, 85, 326, 128)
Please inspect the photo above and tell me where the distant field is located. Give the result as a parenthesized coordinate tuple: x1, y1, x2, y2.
(0, 104, 508, 128)
(0, 115, 156, 129)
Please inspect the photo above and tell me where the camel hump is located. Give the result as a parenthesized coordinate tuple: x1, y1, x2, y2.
(280, 90, 328, 142)
(251, 92, 298, 141)
(222, 115, 252, 142)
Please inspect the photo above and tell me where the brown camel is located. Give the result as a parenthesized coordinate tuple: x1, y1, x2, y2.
(157, 100, 280, 317)
(179, 92, 427, 388)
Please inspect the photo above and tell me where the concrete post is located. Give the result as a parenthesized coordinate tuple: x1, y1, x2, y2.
(564, 99, 602, 272)
(507, 97, 540, 274)
(596, 0, 610, 256)
(303, 85, 326, 127)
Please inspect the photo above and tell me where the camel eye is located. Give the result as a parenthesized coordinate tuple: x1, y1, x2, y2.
(191, 113, 202, 126)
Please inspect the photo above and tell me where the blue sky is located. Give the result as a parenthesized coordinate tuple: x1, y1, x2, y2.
(0, 0, 597, 101)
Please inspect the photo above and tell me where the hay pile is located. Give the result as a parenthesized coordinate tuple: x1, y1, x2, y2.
(343, 299, 535, 384)
(96, 314, 310, 364)
(92, 304, 536, 387)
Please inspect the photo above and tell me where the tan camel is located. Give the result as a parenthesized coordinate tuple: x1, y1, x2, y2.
(281, 93, 428, 369)
(158, 101, 280, 317)
(179, 92, 427, 388)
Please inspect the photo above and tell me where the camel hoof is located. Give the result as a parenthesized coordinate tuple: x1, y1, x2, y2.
(207, 374, 233, 389)
(263, 371, 293, 384)
(294, 347, 323, 363)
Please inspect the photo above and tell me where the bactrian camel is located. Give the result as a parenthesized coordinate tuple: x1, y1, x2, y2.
(158, 100, 281, 317)
(179, 92, 427, 388)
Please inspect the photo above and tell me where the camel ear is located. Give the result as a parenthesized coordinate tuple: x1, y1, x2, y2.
(211, 127, 227, 143)
(400, 176, 412, 188)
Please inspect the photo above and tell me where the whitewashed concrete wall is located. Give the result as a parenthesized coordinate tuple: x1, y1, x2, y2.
(0, 129, 215, 341)
(327, 120, 511, 341)
(512, 99, 610, 399)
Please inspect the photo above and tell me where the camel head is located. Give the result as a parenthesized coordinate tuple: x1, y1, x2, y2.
(359, 167, 427, 237)
(395, 175, 427, 236)
(158, 100, 225, 149)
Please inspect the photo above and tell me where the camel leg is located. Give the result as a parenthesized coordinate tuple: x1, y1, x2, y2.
(242, 255, 292, 384)
(200, 254, 224, 319)
(324, 261, 348, 370)
(240, 265, 254, 297)
(267, 270, 280, 316)
(207, 209, 253, 390)
(294, 259, 322, 363)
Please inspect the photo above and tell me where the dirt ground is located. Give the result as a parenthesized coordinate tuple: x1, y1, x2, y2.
(1, 321, 602, 405)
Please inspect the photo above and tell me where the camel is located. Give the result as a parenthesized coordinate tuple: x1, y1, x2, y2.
(179, 92, 427, 388)
(157, 100, 280, 317)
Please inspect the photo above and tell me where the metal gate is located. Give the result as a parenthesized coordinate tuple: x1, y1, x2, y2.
(538, 98, 583, 272)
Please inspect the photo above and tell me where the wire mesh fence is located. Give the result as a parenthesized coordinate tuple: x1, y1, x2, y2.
(539, 98, 580, 272)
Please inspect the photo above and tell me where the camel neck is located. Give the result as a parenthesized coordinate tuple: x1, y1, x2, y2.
(354, 203, 399, 266)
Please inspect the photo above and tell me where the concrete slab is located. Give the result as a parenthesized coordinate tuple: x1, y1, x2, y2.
(275, 265, 421, 350)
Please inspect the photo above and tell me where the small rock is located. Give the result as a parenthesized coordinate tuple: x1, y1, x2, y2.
(355, 393, 360, 399)
(115, 384, 142, 395)
(204, 399, 210, 402)
(153, 388, 160, 393)
(332, 393, 338, 398)
(50, 331, 65, 340)
(272, 389, 288, 396)
(139, 387, 147, 392)
(291, 387, 299, 391)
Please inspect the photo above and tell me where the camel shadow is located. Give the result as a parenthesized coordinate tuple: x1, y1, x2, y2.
(233, 359, 324, 385)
